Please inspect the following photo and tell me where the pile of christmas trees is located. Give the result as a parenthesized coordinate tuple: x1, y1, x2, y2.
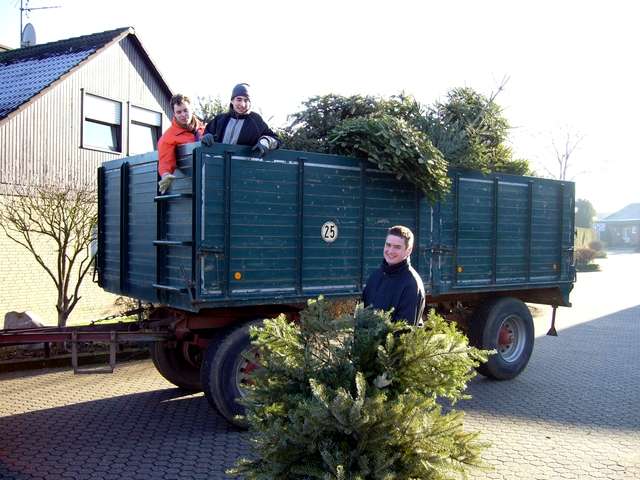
(229, 297, 490, 479)
(281, 89, 530, 202)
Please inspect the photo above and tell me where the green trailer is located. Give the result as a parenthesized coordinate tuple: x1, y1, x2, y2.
(97, 143, 575, 425)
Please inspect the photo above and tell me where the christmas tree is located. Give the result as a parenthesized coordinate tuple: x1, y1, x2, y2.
(229, 297, 490, 479)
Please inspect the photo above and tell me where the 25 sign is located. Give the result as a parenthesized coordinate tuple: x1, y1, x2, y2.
(321, 221, 338, 243)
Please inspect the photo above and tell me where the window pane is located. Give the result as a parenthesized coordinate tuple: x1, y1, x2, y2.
(130, 122, 159, 154)
(84, 119, 120, 152)
(131, 106, 161, 126)
(85, 94, 121, 124)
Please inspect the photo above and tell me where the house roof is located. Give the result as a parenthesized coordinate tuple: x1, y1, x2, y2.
(0, 27, 172, 122)
(600, 203, 640, 223)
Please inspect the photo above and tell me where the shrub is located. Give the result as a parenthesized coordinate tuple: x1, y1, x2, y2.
(575, 247, 602, 271)
(578, 263, 601, 272)
(588, 240, 604, 252)
(229, 298, 491, 479)
(575, 247, 597, 266)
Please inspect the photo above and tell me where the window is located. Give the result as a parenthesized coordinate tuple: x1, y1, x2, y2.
(129, 106, 162, 154)
(83, 93, 122, 152)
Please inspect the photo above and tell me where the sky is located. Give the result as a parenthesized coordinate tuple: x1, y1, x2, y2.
(0, 0, 638, 215)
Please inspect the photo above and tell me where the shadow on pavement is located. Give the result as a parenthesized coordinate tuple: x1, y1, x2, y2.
(0, 388, 249, 479)
(461, 304, 640, 432)
(2, 304, 638, 479)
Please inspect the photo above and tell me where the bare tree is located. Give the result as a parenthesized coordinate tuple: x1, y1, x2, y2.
(0, 183, 97, 327)
(545, 130, 585, 180)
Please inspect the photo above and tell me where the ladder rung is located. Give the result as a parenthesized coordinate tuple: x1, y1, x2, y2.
(154, 193, 192, 202)
(152, 284, 188, 293)
(153, 240, 193, 247)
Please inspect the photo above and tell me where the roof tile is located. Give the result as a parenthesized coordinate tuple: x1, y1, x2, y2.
(0, 27, 129, 120)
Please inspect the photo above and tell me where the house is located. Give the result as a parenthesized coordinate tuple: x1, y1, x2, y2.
(0, 26, 172, 189)
(0, 27, 173, 325)
(596, 203, 640, 248)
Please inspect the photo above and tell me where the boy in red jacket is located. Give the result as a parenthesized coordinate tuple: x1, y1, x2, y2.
(157, 94, 205, 194)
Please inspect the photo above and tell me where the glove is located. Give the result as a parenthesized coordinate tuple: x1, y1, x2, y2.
(201, 133, 215, 147)
(252, 139, 269, 158)
(158, 173, 176, 194)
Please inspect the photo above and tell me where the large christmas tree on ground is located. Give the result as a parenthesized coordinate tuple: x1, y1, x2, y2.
(229, 297, 491, 479)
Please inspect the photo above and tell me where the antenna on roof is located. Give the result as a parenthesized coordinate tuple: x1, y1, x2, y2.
(20, 0, 61, 47)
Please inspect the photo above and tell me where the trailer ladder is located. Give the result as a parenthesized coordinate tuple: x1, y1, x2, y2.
(153, 176, 196, 298)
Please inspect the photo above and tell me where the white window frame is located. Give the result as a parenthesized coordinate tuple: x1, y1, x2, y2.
(81, 90, 123, 154)
(128, 103, 163, 155)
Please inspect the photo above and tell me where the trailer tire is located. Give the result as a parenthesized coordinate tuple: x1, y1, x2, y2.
(469, 297, 534, 380)
(150, 341, 202, 392)
(201, 320, 261, 428)
(199, 327, 230, 410)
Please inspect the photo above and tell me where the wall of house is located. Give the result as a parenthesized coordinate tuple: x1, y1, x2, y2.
(575, 227, 596, 249)
(601, 222, 640, 248)
(0, 36, 172, 189)
(0, 215, 122, 327)
(0, 35, 172, 326)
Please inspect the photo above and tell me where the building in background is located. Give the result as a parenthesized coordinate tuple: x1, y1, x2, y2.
(0, 27, 172, 325)
(596, 203, 640, 249)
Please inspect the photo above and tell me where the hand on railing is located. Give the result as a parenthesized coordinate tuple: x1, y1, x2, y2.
(158, 173, 176, 194)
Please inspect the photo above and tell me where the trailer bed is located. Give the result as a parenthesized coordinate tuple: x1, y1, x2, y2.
(97, 144, 575, 311)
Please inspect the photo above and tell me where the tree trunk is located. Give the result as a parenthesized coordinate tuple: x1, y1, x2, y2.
(57, 299, 70, 328)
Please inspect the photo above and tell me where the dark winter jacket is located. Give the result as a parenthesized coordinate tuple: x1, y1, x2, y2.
(362, 259, 425, 325)
(204, 110, 280, 147)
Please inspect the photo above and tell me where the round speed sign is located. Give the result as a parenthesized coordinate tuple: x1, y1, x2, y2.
(321, 221, 338, 243)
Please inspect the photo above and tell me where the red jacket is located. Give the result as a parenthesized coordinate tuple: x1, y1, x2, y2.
(157, 117, 205, 176)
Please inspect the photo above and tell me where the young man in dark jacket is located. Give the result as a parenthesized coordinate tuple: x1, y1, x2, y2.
(200, 83, 279, 156)
(363, 225, 426, 325)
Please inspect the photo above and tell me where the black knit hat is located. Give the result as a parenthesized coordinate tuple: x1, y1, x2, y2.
(231, 83, 250, 100)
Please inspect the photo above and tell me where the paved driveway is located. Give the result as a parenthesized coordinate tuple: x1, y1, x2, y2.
(1, 252, 639, 479)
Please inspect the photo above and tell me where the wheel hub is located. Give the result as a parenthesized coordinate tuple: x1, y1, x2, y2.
(498, 325, 513, 347)
(235, 347, 261, 397)
(496, 314, 526, 363)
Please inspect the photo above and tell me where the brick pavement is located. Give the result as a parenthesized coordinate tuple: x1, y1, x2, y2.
(0, 361, 250, 480)
(1, 280, 639, 479)
(462, 303, 640, 479)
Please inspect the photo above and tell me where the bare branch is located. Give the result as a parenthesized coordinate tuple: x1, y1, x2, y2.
(547, 129, 584, 180)
(0, 182, 97, 327)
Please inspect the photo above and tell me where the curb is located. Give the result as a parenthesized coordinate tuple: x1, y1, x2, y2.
(0, 348, 150, 374)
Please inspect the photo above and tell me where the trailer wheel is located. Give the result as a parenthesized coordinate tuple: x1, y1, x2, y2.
(469, 297, 534, 380)
(150, 341, 202, 392)
(201, 320, 261, 428)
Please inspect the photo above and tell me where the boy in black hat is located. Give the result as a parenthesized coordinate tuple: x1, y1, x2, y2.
(201, 83, 280, 156)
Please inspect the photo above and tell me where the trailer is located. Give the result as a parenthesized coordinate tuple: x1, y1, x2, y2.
(1, 142, 575, 426)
